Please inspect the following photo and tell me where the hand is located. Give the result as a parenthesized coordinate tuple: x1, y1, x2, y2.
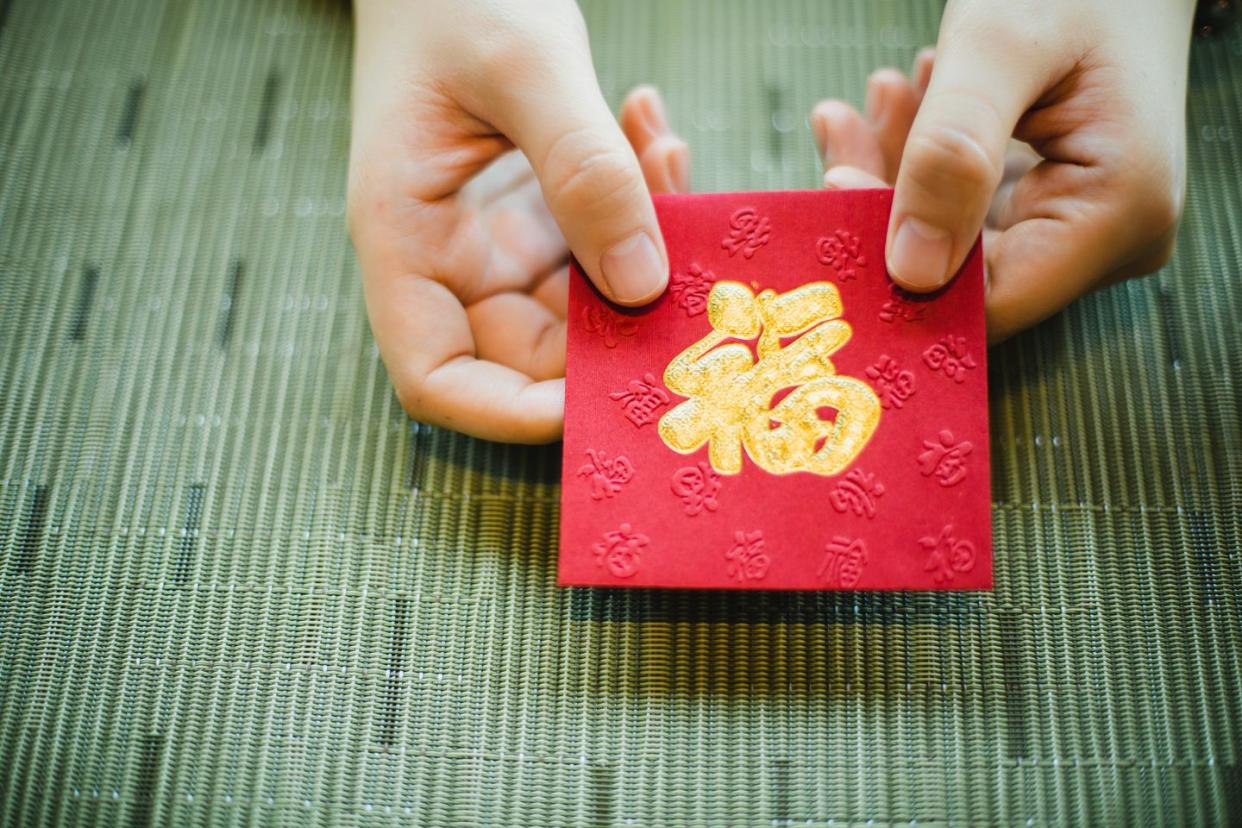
(349, 0, 689, 442)
(810, 0, 1194, 342)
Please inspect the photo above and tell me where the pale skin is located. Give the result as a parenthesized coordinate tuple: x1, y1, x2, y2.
(348, 0, 1195, 444)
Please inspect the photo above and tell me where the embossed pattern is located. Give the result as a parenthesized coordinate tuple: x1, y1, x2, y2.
(562, 189, 990, 591)
(865, 354, 916, 409)
(816, 228, 867, 280)
(577, 449, 635, 499)
(670, 462, 722, 515)
(581, 305, 638, 348)
(917, 429, 972, 486)
(918, 524, 976, 583)
(878, 283, 927, 323)
(593, 523, 650, 577)
(829, 469, 885, 517)
(923, 334, 977, 382)
(720, 207, 771, 258)
(610, 373, 670, 427)
(723, 529, 770, 581)
(818, 536, 868, 587)
(668, 263, 716, 316)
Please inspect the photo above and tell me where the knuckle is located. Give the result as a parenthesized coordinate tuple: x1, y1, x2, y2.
(475, 34, 544, 84)
(903, 120, 1001, 199)
(1116, 154, 1182, 262)
(1149, 236, 1177, 271)
(392, 373, 429, 421)
(1136, 182, 1182, 242)
(1091, 135, 1184, 277)
(1137, 206, 1179, 273)
(1099, 176, 1182, 284)
(540, 128, 641, 219)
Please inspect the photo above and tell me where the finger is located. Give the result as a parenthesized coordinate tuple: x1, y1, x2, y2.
(622, 87, 690, 193)
(532, 265, 569, 319)
(865, 68, 920, 183)
(639, 135, 690, 194)
(987, 141, 1041, 228)
(620, 85, 671, 156)
(463, 148, 535, 206)
(982, 226, 1001, 259)
(983, 161, 1119, 340)
(421, 360, 565, 443)
(495, 63, 667, 307)
(468, 292, 567, 381)
(362, 271, 563, 443)
(912, 48, 935, 100)
(822, 165, 888, 190)
(985, 155, 1179, 340)
(810, 100, 886, 180)
(488, 206, 566, 287)
(984, 217, 1107, 343)
(886, 17, 1047, 292)
(486, 174, 568, 281)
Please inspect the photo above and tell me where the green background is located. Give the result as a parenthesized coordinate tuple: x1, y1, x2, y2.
(1, 0, 1240, 824)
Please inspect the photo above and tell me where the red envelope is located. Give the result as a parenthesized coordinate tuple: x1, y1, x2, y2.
(559, 189, 990, 590)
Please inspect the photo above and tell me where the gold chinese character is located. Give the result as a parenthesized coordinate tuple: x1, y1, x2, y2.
(657, 281, 881, 475)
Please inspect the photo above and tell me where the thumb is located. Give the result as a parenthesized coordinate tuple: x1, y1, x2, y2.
(497, 71, 667, 306)
(887, 19, 1044, 292)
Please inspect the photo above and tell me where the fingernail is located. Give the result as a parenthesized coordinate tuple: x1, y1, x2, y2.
(601, 232, 665, 302)
(889, 217, 952, 290)
(823, 166, 879, 190)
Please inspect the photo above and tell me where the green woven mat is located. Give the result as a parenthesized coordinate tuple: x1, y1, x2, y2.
(2, 0, 1240, 824)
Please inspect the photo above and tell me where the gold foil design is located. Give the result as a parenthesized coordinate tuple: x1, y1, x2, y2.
(657, 281, 881, 476)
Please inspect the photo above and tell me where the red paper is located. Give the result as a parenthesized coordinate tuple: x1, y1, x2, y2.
(559, 189, 990, 590)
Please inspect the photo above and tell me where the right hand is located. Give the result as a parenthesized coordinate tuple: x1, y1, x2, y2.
(349, 0, 689, 442)
(810, 0, 1191, 342)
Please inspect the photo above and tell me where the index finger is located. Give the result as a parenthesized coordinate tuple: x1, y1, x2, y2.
(365, 271, 564, 443)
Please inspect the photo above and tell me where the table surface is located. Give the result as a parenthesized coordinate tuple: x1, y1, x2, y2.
(1, 0, 1240, 825)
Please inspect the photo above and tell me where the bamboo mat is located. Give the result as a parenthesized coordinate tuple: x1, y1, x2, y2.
(1, 0, 1239, 824)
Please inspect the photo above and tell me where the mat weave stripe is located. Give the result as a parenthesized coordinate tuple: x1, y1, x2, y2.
(1, 0, 1239, 824)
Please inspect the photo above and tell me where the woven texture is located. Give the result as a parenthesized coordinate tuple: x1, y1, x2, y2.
(1, 0, 1240, 824)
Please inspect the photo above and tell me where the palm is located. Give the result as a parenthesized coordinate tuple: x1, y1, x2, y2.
(350, 86, 687, 442)
(415, 150, 571, 382)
